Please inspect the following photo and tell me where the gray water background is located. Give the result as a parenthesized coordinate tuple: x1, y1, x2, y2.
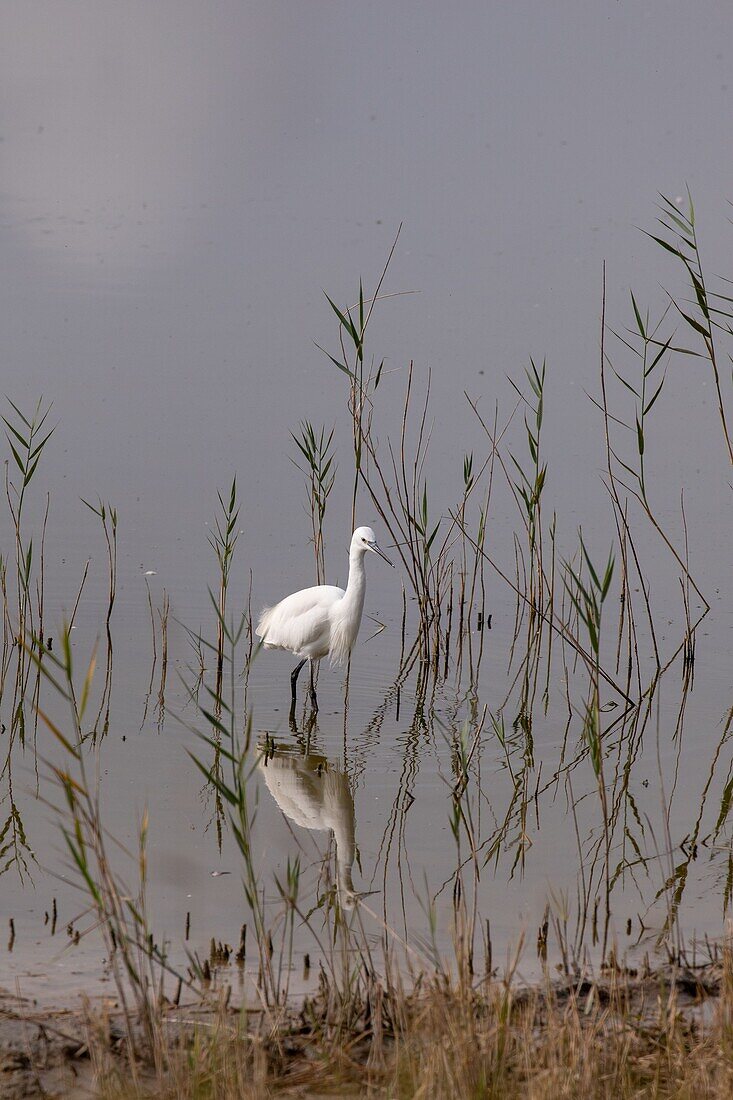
(2, 1, 733, 1003)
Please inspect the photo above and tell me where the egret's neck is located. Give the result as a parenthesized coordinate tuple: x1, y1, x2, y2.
(332, 798, 356, 871)
(344, 546, 367, 600)
(333, 809, 356, 907)
(326, 546, 367, 663)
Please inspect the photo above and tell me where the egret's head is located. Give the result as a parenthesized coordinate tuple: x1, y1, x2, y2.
(351, 526, 394, 567)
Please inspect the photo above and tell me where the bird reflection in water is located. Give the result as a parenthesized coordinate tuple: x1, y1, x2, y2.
(258, 736, 363, 911)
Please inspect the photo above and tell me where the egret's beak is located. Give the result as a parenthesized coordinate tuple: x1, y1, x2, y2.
(368, 541, 395, 567)
(339, 888, 380, 912)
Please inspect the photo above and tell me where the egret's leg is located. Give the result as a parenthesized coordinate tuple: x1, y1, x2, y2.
(291, 658, 306, 704)
(309, 660, 318, 712)
(301, 709, 317, 755)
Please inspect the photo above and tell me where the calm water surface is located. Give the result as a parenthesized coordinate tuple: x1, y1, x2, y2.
(2, 1, 733, 1003)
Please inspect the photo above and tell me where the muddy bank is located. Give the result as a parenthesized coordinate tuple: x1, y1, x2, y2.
(0, 990, 93, 1099)
(1, 960, 729, 1098)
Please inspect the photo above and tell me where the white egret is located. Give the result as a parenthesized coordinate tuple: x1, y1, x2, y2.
(256, 526, 394, 711)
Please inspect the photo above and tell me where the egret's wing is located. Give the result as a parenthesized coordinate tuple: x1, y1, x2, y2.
(256, 585, 343, 659)
(257, 754, 328, 830)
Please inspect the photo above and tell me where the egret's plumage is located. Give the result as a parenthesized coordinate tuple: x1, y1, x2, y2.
(256, 526, 393, 709)
(257, 584, 348, 663)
